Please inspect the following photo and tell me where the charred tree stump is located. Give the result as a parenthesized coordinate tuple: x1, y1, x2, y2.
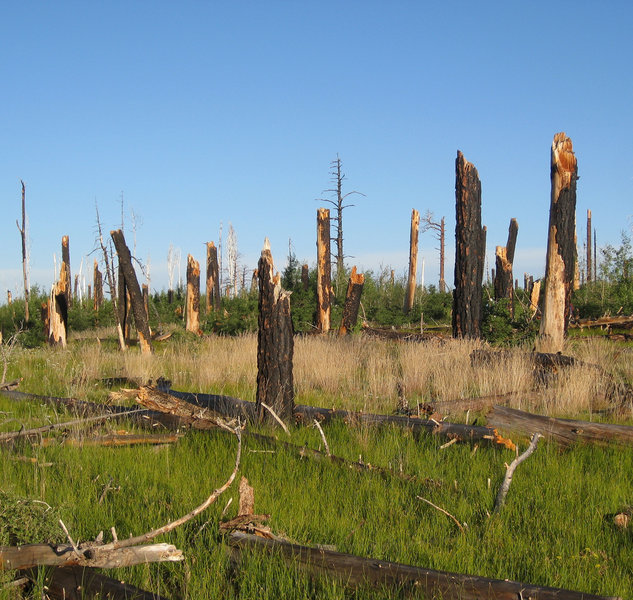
(117, 264, 131, 341)
(256, 240, 294, 422)
(301, 263, 309, 291)
(206, 241, 220, 312)
(494, 218, 519, 315)
(48, 280, 68, 347)
(142, 283, 150, 322)
(338, 266, 364, 335)
(93, 260, 103, 312)
(316, 208, 332, 333)
(537, 133, 578, 353)
(453, 151, 486, 338)
(250, 269, 258, 294)
(61, 236, 71, 309)
(186, 254, 201, 334)
(110, 230, 153, 354)
(404, 209, 420, 314)
(587, 209, 593, 283)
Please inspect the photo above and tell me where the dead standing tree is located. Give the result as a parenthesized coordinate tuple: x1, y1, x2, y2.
(93, 259, 103, 312)
(206, 241, 221, 312)
(256, 239, 294, 422)
(186, 254, 201, 334)
(316, 208, 333, 333)
(421, 212, 446, 293)
(61, 236, 71, 309)
(537, 132, 578, 353)
(586, 209, 592, 283)
(453, 151, 486, 338)
(318, 155, 364, 285)
(403, 209, 420, 314)
(338, 266, 364, 336)
(16, 180, 29, 322)
(110, 230, 153, 355)
(494, 218, 519, 315)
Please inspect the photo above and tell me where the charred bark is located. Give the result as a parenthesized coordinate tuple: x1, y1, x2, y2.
(61, 236, 71, 309)
(110, 230, 153, 354)
(587, 209, 593, 283)
(186, 254, 201, 334)
(338, 266, 364, 335)
(93, 260, 103, 312)
(206, 241, 220, 312)
(47, 281, 68, 347)
(316, 208, 332, 333)
(452, 151, 486, 338)
(256, 240, 294, 422)
(537, 133, 578, 353)
(403, 209, 419, 314)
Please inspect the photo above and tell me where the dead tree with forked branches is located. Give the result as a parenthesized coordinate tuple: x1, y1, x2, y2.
(421, 211, 446, 293)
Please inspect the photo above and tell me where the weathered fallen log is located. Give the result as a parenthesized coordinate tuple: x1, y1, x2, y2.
(226, 531, 620, 600)
(488, 405, 633, 447)
(574, 314, 633, 330)
(1, 542, 183, 571)
(41, 433, 182, 448)
(32, 566, 170, 600)
(422, 391, 543, 417)
(361, 325, 446, 343)
(160, 386, 499, 443)
(470, 348, 583, 370)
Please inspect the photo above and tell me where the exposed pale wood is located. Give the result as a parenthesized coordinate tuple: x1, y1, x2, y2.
(316, 207, 332, 333)
(453, 151, 486, 338)
(226, 531, 619, 600)
(43, 432, 181, 447)
(338, 266, 364, 335)
(494, 218, 519, 316)
(61, 235, 71, 309)
(256, 240, 294, 421)
(573, 314, 633, 330)
(403, 208, 419, 314)
(0, 542, 182, 571)
(36, 566, 170, 600)
(537, 132, 578, 353)
(186, 254, 201, 334)
(488, 405, 633, 447)
(530, 278, 541, 316)
(110, 230, 153, 354)
(47, 280, 67, 347)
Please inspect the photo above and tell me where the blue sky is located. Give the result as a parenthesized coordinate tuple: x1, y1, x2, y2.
(2, 1, 632, 298)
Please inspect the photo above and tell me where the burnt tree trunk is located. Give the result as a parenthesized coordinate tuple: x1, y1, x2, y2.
(301, 264, 309, 291)
(453, 151, 486, 338)
(403, 209, 419, 314)
(250, 269, 258, 294)
(338, 266, 364, 336)
(537, 133, 578, 353)
(186, 254, 201, 334)
(48, 280, 68, 347)
(206, 241, 220, 312)
(316, 208, 332, 333)
(142, 283, 150, 323)
(110, 230, 153, 354)
(118, 264, 130, 341)
(256, 240, 294, 422)
(93, 260, 103, 312)
(17, 180, 29, 322)
(61, 236, 71, 309)
(587, 209, 592, 283)
(494, 218, 519, 315)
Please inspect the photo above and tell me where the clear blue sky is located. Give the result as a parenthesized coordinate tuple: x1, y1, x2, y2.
(2, 1, 632, 298)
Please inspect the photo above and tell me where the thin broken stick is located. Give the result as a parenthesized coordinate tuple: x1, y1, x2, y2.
(260, 402, 290, 436)
(493, 432, 542, 514)
(313, 419, 331, 456)
(416, 496, 465, 534)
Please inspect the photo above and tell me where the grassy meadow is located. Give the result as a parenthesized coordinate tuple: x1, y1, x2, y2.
(1, 331, 633, 598)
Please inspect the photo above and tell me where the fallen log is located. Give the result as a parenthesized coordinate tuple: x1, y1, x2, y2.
(32, 566, 169, 600)
(574, 315, 633, 330)
(1, 542, 183, 571)
(159, 386, 499, 444)
(488, 405, 633, 447)
(226, 531, 620, 600)
(41, 433, 182, 448)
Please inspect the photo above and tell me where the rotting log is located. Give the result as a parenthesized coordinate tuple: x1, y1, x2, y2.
(33, 566, 170, 600)
(110, 230, 153, 354)
(1, 542, 182, 571)
(488, 405, 633, 448)
(537, 132, 578, 353)
(338, 266, 364, 335)
(226, 531, 620, 600)
(43, 432, 182, 448)
(93, 260, 103, 312)
(403, 208, 419, 314)
(573, 314, 633, 330)
(316, 208, 332, 333)
(206, 241, 220, 312)
(493, 218, 519, 314)
(453, 151, 486, 338)
(186, 254, 201, 334)
(256, 240, 294, 422)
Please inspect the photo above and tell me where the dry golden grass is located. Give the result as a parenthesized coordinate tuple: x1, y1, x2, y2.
(9, 330, 632, 420)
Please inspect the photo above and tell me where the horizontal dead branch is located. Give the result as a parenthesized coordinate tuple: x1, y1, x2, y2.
(226, 531, 620, 600)
(1, 542, 183, 571)
(488, 405, 633, 447)
(41, 433, 182, 448)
